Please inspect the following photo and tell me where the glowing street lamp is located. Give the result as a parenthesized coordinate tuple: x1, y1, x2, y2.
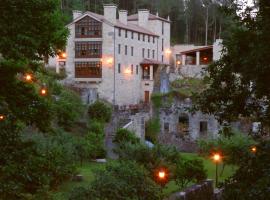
(158, 171, 166, 179)
(24, 73, 33, 82)
(155, 168, 169, 187)
(212, 153, 222, 187)
(0, 114, 5, 121)
(40, 87, 48, 96)
(61, 52, 67, 58)
(251, 146, 257, 153)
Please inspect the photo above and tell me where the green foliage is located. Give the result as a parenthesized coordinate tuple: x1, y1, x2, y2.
(198, 132, 256, 166)
(222, 140, 270, 200)
(193, 0, 270, 126)
(85, 132, 106, 159)
(171, 78, 205, 98)
(116, 143, 180, 172)
(70, 161, 163, 200)
(88, 101, 112, 123)
(113, 128, 140, 145)
(88, 120, 104, 135)
(0, 124, 76, 199)
(151, 93, 163, 108)
(145, 118, 160, 144)
(54, 88, 84, 129)
(174, 158, 207, 189)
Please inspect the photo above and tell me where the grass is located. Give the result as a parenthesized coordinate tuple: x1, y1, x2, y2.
(52, 153, 236, 199)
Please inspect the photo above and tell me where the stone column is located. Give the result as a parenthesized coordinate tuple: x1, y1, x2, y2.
(196, 51, 200, 65)
(150, 65, 153, 80)
(56, 61, 60, 74)
(182, 54, 186, 65)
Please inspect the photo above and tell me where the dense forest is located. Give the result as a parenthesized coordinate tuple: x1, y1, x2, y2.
(61, 0, 234, 45)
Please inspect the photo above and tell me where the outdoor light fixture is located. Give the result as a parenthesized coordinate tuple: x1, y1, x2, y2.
(40, 87, 48, 96)
(0, 114, 5, 121)
(24, 73, 33, 82)
(107, 57, 113, 65)
(212, 153, 222, 187)
(203, 57, 208, 61)
(251, 146, 257, 153)
(177, 60, 181, 65)
(61, 52, 67, 58)
(158, 171, 166, 179)
(165, 49, 172, 54)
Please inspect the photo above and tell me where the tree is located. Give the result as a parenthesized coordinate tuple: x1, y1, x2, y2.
(70, 161, 163, 200)
(88, 101, 112, 123)
(193, 0, 270, 198)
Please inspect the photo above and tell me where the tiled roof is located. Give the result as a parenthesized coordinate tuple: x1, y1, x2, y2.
(74, 11, 159, 37)
(180, 46, 213, 54)
(140, 58, 167, 65)
(128, 13, 170, 23)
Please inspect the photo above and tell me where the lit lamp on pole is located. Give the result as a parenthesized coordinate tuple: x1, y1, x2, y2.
(212, 153, 222, 187)
(0, 114, 5, 121)
(155, 168, 169, 187)
(251, 146, 257, 153)
(24, 73, 33, 82)
(40, 86, 48, 96)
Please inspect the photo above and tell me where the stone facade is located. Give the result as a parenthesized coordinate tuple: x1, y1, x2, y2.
(48, 4, 171, 106)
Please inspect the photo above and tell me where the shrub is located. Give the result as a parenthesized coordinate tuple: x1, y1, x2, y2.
(145, 118, 160, 144)
(85, 132, 106, 159)
(151, 93, 163, 108)
(88, 120, 104, 135)
(54, 88, 84, 130)
(198, 132, 256, 165)
(88, 101, 112, 123)
(174, 158, 207, 189)
(222, 140, 270, 200)
(70, 161, 163, 200)
(113, 128, 140, 145)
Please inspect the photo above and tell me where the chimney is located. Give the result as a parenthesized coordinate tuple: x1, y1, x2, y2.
(73, 10, 82, 20)
(138, 9, 149, 28)
(104, 4, 117, 23)
(119, 10, 128, 25)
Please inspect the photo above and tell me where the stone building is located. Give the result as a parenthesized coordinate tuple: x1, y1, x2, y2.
(48, 4, 171, 106)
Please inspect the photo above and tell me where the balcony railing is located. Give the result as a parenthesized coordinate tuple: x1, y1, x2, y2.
(75, 67, 102, 78)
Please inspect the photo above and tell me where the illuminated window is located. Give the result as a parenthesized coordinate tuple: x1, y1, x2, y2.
(75, 16, 102, 38)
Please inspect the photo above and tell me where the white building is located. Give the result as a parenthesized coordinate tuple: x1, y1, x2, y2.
(170, 39, 223, 79)
(48, 4, 171, 106)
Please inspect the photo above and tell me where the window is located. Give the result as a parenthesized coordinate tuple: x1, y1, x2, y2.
(142, 48, 145, 58)
(147, 49, 150, 58)
(200, 121, 208, 134)
(138, 33, 140, 40)
(125, 30, 128, 38)
(162, 38, 164, 51)
(119, 28, 121, 37)
(118, 63, 121, 73)
(148, 35, 150, 42)
(118, 44, 121, 54)
(136, 65, 139, 75)
(153, 37, 155, 43)
(162, 55, 164, 62)
(75, 41, 102, 58)
(75, 61, 102, 78)
(164, 123, 169, 132)
(131, 46, 134, 56)
(142, 66, 150, 79)
(152, 50, 155, 59)
(125, 45, 128, 55)
(162, 22, 164, 35)
(131, 32, 134, 39)
(143, 34, 145, 41)
(75, 16, 102, 38)
(131, 64, 134, 74)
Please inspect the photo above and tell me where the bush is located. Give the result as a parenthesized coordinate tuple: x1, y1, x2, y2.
(174, 158, 207, 189)
(54, 88, 84, 130)
(116, 142, 180, 172)
(85, 132, 106, 159)
(88, 101, 112, 123)
(88, 120, 104, 135)
(145, 118, 160, 144)
(113, 128, 140, 145)
(222, 140, 270, 200)
(198, 132, 256, 165)
(70, 161, 163, 200)
(151, 93, 163, 108)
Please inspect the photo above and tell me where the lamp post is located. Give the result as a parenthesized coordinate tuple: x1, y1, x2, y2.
(155, 168, 169, 188)
(251, 146, 257, 153)
(212, 153, 221, 187)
